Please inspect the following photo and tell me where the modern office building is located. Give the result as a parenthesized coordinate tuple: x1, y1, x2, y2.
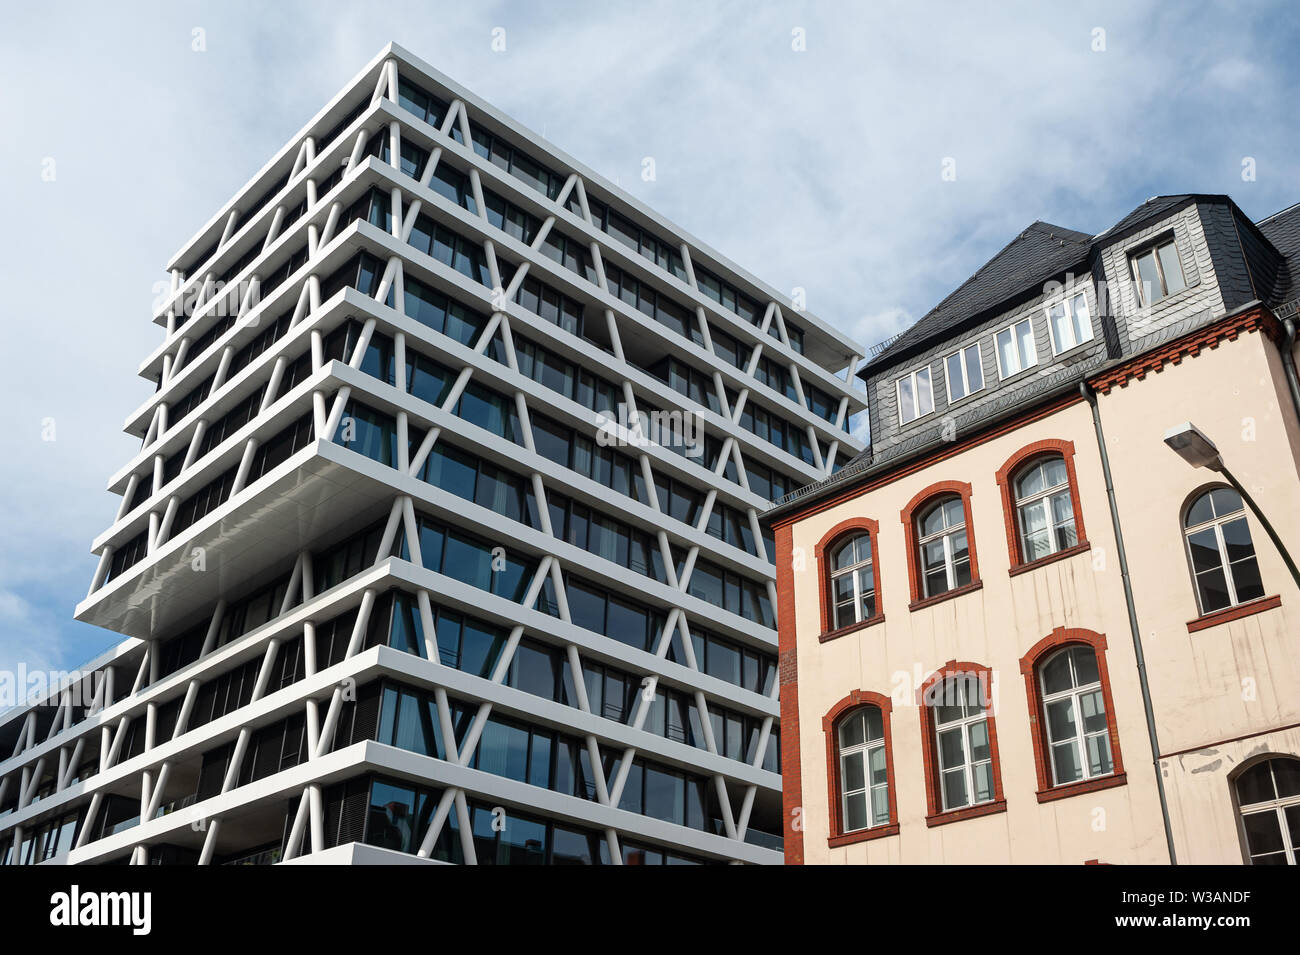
(767, 194, 1300, 864)
(0, 42, 866, 865)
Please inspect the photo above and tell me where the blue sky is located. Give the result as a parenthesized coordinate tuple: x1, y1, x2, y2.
(1, 0, 1296, 677)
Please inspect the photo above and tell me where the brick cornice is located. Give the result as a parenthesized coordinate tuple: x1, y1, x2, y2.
(1089, 304, 1278, 395)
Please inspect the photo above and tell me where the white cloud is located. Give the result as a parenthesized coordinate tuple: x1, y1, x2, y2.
(0, 0, 1295, 669)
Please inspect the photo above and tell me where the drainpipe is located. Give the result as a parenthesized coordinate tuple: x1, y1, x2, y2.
(1280, 319, 1300, 425)
(1079, 381, 1178, 865)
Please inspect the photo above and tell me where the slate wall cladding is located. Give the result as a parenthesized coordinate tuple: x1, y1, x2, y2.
(866, 274, 1102, 456)
(1233, 207, 1285, 304)
(1200, 202, 1260, 310)
(1099, 204, 1223, 355)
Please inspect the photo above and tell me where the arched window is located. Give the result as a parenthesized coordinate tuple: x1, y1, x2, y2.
(1038, 646, 1111, 785)
(830, 534, 875, 629)
(917, 497, 971, 598)
(823, 691, 898, 845)
(995, 440, 1088, 570)
(1019, 628, 1126, 802)
(1013, 455, 1077, 562)
(918, 664, 1006, 824)
(815, 518, 883, 638)
(1234, 756, 1300, 865)
(1183, 487, 1264, 614)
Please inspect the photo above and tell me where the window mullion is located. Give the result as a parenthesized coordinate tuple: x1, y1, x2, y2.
(1071, 688, 1089, 780)
(1152, 250, 1168, 298)
(943, 534, 955, 591)
(962, 716, 975, 807)
(1216, 521, 1239, 606)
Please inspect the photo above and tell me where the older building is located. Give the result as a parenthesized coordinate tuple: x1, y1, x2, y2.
(0, 42, 867, 865)
(767, 194, 1300, 865)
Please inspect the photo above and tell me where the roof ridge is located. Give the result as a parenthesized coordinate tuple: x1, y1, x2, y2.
(1026, 220, 1092, 242)
(923, 222, 1052, 315)
(1258, 200, 1300, 225)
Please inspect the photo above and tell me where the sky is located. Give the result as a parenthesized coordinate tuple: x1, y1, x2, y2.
(0, 0, 1296, 680)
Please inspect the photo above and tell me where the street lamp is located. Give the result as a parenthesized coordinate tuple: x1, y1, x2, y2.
(1163, 422, 1300, 592)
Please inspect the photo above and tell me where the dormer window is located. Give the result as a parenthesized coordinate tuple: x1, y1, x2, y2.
(896, 366, 934, 424)
(1046, 291, 1093, 355)
(944, 343, 984, 403)
(1130, 238, 1186, 306)
(995, 318, 1037, 379)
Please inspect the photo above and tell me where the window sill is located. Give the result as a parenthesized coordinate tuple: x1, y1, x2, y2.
(818, 614, 886, 643)
(909, 580, 983, 612)
(828, 823, 899, 848)
(896, 410, 938, 432)
(1008, 542, 1091, 578)
(994, 363, 1040, 388)
(1130, 278, 1199, 316)
(1186, 595, 1281, 633)
(1048, 336, 1097, 362)
(1035, 772, 1127, 804)
(925, 798, 1006, 828)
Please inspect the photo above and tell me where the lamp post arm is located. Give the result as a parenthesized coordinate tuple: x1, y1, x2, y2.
(1216, 466, 1300, 594)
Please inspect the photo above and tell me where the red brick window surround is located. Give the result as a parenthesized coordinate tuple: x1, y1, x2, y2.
(917, 662, 1007, 826)
(823, 690, 900, 847)
(1019, 627, 1127, 803)
(901, 481, 982, 610)
(995, 439, 1090, 574)
(815, 517, 885, 641)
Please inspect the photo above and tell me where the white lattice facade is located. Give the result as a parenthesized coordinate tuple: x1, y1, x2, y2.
(0, 43, 865, 866)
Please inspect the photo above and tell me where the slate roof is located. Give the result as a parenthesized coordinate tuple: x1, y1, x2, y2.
(1094, 194, 1200, 240)
(860, 194, 1278, 378)
(861, 221, 1093, 375)
(1257, 202, 1300, 315)
(1259, 202, 1300, 257)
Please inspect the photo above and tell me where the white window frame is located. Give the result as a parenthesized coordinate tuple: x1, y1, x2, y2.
(943, 342, 984, 404)
(916, 498, 970, 598)
(994, 317, 1037, 380)
(931, 679, 994, 812)
(1236, 759, 1300, 865)
(1044, 290, 1094, 355)
(1013, 456, 1078, 561)
(895, 365, 934, 425)
(1182, 490, 1262, 615)
(1129, 237, 1187, 307)
(1039, 646, 1113, 787)
(830, 535, 875, 629)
